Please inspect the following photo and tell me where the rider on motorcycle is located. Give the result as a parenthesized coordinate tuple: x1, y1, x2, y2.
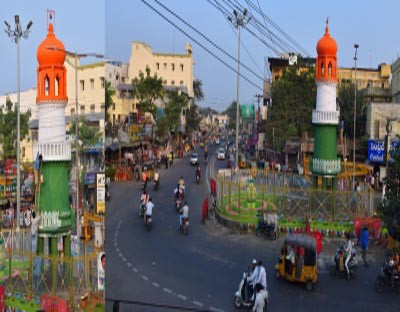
(144, 197, 154, 222)
(179, 201, 189, 229)
(204, 150, 208, 162)
(154, 170, 160, 188)
(140, 190, 149, 216)
(178, 177, 185, 192)
(246, 259, 259, 302)
(344, 234, 353, 277)
(196, 165, 201, 179)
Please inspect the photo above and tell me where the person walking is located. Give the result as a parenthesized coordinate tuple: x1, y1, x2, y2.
(31, 211, 41, 253)
(361, 227, 369, 267)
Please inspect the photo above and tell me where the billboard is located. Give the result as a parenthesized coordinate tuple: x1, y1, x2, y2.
(96, 173, 105, 214)
(241, 105, 254, 119)
(367, 139, 399, 163)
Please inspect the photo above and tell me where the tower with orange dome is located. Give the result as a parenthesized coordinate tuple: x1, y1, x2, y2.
(35, 11, 74, 254)
(310, 19, 341, 188)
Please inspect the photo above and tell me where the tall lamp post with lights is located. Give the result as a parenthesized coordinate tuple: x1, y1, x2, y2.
(47, 46, 103, 236)
(4, 15, 33, 230)
(352, 44, 359, 189)
(228, 9, 252, 169)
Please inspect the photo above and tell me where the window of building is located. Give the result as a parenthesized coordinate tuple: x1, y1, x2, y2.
(45, 76, 50, 96)
(55, 76, 59, 96)
(100, 104, 105, 111)
(163, 80, 167, 84)
(132, 104, 135, 110)
(156, 63, 160, 70)
(164, 63, 167, 70)
(80, 105, 85, 113)
(180, 80, 184, 85)
(71, 108, 75, 115)
(101, 77, 105, 88)
(171, 63, 175, 71)
(180, 64, 184, 71)
(90, 104, 96, 112)
(121, 77, 125, 83)
(112, 103, 116, 110)
(80, 80, 85, 91)
(321, 62, 325, 76)
(171, 80, 175, 85)
(328, 63, 332, 76)
(22, 147, 25, 158)
(90, 79, 95, 90)
(116, 74, 119, 81)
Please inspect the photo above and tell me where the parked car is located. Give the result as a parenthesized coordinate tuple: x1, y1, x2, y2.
(217, 148, 225, 160)
(190, 153, 199, 165)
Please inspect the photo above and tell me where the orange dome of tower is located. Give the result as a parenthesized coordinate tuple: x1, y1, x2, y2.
(316, 18, 338, 82)
(37, 22, 66, 66)
(36, 11, 67, 103)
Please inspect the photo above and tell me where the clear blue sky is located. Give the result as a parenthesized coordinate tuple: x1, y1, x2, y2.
(106, 0, 400, 112)
(0, 0, 105, 95)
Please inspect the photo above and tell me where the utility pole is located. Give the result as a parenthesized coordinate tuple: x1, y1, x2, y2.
(228, 9, 252, 169)
(352, 44, 359, 190)
(4, 16, 33, 230)
(255, 94, 263, 159)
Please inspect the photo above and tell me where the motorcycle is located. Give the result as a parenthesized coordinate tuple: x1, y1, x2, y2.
(175, 198, 182, 213)
(179, 185, 185, 198)
(145, 215, 152, 231)
(180, 217, 189, 235)
(234, 271, 268, 310)
(255, 221, 277, 240)
(139, 202, 146, 217)
(330, 245, 357, 280)
(154, 179, 159, 191)
(196, 172, 200, 184)
(375, 260, 400, 293)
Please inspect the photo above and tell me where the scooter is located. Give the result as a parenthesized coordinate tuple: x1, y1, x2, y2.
(330, 245, 357, 280)
(375, 259, 400, 293)
(180, 217, 189, 235)
(175, 198, 182, 213)
(145, 215, 152, 231)
(154, 179, 159, 191)
(234, 272, 268, 310)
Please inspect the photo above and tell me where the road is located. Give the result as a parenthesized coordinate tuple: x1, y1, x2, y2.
(106, 145, 400, 312)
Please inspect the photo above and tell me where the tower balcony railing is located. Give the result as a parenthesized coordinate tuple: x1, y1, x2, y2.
(312, 110, 339, 125)
(311, 157, 341, 175)
(33, 142, 71, 161)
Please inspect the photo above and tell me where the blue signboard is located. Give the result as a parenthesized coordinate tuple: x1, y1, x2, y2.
(368, 140, 399, 163)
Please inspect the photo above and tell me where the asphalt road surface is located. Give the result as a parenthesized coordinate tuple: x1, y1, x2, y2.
(106, 145, 400, 312)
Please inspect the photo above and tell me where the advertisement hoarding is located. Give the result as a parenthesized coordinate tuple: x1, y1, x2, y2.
(367, 139, 399, 163)
(96, 173, 105, 214)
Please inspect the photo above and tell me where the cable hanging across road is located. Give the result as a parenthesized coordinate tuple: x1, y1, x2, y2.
(142, 0, 263, 91)
(154, 0, 264, 80)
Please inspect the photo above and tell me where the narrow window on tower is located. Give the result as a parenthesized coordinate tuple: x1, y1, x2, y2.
(45, 75, 50, 96)
(55, 76, 59, 96)
(328, 63, 332, 76)
(321, 62, 325, 76)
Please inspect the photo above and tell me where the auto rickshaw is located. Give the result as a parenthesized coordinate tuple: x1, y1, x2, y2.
(275, 233, 318, 291)
(142, 162, 154, 181)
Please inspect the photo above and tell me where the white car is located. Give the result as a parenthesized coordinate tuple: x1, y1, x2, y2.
(190, 153, 199, 165)
(215, 138, 220, 145)
(217, 148, 225, 160)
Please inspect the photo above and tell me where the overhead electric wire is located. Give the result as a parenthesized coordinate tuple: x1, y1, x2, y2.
(212, 0, 264, 77)
(142, 0, 262, 91)
(225, 0, 298, 54)
(154, 0, 263, 80)
(207, 0, 280, 55)
(240, 0, 311, 56)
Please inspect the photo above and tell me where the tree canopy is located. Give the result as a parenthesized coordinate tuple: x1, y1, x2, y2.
(185, 103, 201, 133)
(266, 65, 316, 149)
(69, 116, 102, 156)
(0, 97, 31, 159)
(133, 67, 164, 121)
(222, 100, 239, 131)
(105, 80, 115, 123)
(193, 79, 204, 102)
(163, 90, 189, 136)
(378, 142, 400, 241)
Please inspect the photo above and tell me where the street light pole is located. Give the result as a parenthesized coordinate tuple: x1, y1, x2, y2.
(4, 16, 33, 230)
(352, 44, 359, 189)
(229, 9, 251, 169)
(47, 47, 103, 237)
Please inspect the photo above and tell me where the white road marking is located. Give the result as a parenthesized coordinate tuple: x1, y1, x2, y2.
(142, 275, 149, 281)
(127, 262, 132, 267)
(132, 267, 138, 273)
(177, 294, 187, 301)
(121, 257, 126, 262)
(163, 288, 172, 294)
(193, 301, 203, 307)
(152, 282, 160, 288)
(115, 247, 119, 253)
(209, 307, 225, 312)
(118, 252, 122, 258)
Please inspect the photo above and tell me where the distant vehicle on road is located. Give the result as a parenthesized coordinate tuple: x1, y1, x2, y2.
(190, 153, 199, 165)
(215, 138, 220, 145)
(217, 148, 225, 160)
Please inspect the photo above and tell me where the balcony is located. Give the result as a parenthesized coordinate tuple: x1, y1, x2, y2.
(312, 110, 339, 125)
(33, 142, 71, 161)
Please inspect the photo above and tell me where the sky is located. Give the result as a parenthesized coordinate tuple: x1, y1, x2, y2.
(106, 0, 400, 111)
(1, 1, 399, 113)
(0, 0, 105, 95)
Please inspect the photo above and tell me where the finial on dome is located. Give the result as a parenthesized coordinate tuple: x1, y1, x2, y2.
(47, 9, 55, 33)
(325, 17, 329, 34)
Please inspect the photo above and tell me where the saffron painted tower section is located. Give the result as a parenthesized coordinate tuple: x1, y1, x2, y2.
(310, 20, 341, 188)
(34, 12, 74, 240)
